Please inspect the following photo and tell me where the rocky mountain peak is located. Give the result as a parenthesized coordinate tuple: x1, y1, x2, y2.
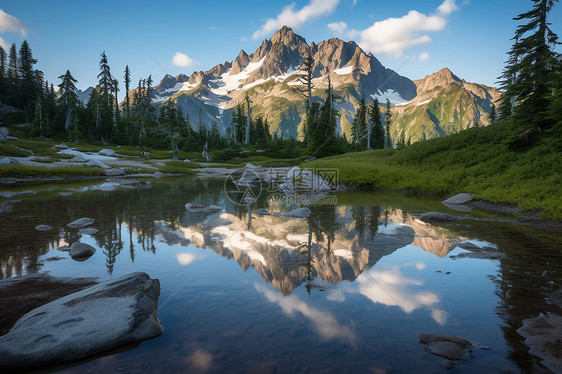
(231, 50, 250, 75)
(414, 67, 462, 93)
(270, 25, 306, 46)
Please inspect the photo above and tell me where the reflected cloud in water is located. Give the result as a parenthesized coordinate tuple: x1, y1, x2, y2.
(255, 283, 357, 345)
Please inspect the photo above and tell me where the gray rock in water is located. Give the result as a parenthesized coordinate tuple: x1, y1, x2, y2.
(442, 193, 473, 205)
(0, 272, 162, 372)
(105, 168, 126, 176)
(35, 224, 52, 231)
(98, 148, 116, 156)
(86, 159, 110, 169)
(67, 217, 94, 228)
(78, 227, 99, 236)
(420, 212, 460, 223)
(284, 207, 311, 219)
(6, 136, 18, 140)
(518, 314, 562, 374)
(0, 157, 11, 164)
(69, 242, 96, 259)
(419, 333, 473, 360)
(154, 171, 164, 178)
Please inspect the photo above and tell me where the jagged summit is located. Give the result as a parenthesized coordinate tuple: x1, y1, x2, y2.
(414, 67, 462, 93)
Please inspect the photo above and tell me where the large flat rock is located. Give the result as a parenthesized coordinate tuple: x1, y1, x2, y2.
(0, 272, 163, 372)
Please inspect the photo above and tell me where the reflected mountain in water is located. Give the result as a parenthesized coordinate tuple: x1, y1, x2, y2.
(153, 204, 467, 294)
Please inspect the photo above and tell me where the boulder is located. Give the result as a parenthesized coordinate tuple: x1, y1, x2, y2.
(245, 163, 260, 169)
(0, 157, 11, 164)
(6, 136, 18, 140)
(69, 242, 96, 259)
(419, 333, 473, 360)
(154, 171, 164, 178)
(35, 224, 52, 231)
(183, 158, 191, 162)
(67, 217, 95, 228)
(0, 127, 9, 139)
(420, 212, 460, 223)
(68, 154, 87, 162)
(105, 168, 126, 176)
(442, 193, 473, 205)
(86, 159, 110, 169)
(284, 207, 311, 219)
(0, 272, 162, 372)
(98, 148, 116, 156)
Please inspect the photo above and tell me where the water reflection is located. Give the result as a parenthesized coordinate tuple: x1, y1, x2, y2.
(1, 178, 561, 373)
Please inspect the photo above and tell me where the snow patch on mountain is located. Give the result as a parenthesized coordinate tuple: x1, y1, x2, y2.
(334, 65, 354, 75)
(209, 57, 266, 96)
(416, 99, 431, 106)
(371, 89, 410, 106)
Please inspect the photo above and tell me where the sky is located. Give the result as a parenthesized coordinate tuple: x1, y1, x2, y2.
(0, 0, 560, 91)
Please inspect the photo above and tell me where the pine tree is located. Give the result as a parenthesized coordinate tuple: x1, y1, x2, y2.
(370, 98, 384, 149)
(124, 65, 131, 116)
(298, 47, 315, 111)
(7, 43, 18, 107)
(384, 99, 392, 149)
(18, 41, 39, 109)
(97, 51, 114, 140)
(244, 93, 252, 145)
(0, 47, 6, 102)
(351, 98, 367, 149)
(489, 103, 497, 123)
(57, 70, 79, 133)
(498, 0, 560, 133)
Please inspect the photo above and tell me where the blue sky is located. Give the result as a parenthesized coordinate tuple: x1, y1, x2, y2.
(0, 0, 560, 91)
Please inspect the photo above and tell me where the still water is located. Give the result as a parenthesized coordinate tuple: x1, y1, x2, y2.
(0, 176, 560, 373)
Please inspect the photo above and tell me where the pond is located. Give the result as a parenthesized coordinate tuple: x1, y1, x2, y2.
(0, 176, 560, 373)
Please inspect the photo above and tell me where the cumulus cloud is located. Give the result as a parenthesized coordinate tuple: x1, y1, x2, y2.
(419, 52, 430, 61)
(252, 0, 339, 40)
(327, 21, 347, 35)
(358, 0, 458, 57)
(0, 36, 8, 51)
(327, 21, 360, 39)
(437, 0, 459, 15)
(0, 9, 26, 35)
(172, 52, 196, 67)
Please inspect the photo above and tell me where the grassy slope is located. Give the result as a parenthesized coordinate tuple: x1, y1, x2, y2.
(303, 121, 561, 220)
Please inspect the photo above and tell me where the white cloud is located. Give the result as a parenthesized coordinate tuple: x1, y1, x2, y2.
(327, 21, 360, 40)
(328, 21, 347, 35)
(358, 0, 459, 58)
(0, 9, 26, 36)
(437, 0, 459, 15)
(359, 10, 445, 57)
(176, 253, 198, 265)
(0, 36, 8, 51)
(172, 52, 196, 67)
(252, 0, 339, 40)
(419, 52, 430, 61)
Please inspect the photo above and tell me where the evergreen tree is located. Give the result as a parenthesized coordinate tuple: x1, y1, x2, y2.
(18, 41, 39, 108)
(0, 47, 6, 102)
(124, 65, 131, 116)
(489, 103, 497, 123)
(96, 51, 114, 140)
(57, 70, 79, 133)
(498, 0, 560, 133)
(351, 98, 368, 149)
(384, 99, 392, 149)
(369, 98, 384, 149)
(298, 47, 315, 111)
(7, 43, 18, 107)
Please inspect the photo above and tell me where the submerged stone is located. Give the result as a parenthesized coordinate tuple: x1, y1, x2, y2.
(420, 212, 460, 223)
(419, 333, 473, 360)
(35, 224, 52, 231)
(518, 314, 562, 374)
(0, 272, 162, 372)
(67, 217, 95, 228)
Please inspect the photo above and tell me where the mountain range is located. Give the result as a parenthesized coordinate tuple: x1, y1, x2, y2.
(128, 26, 500, 142)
